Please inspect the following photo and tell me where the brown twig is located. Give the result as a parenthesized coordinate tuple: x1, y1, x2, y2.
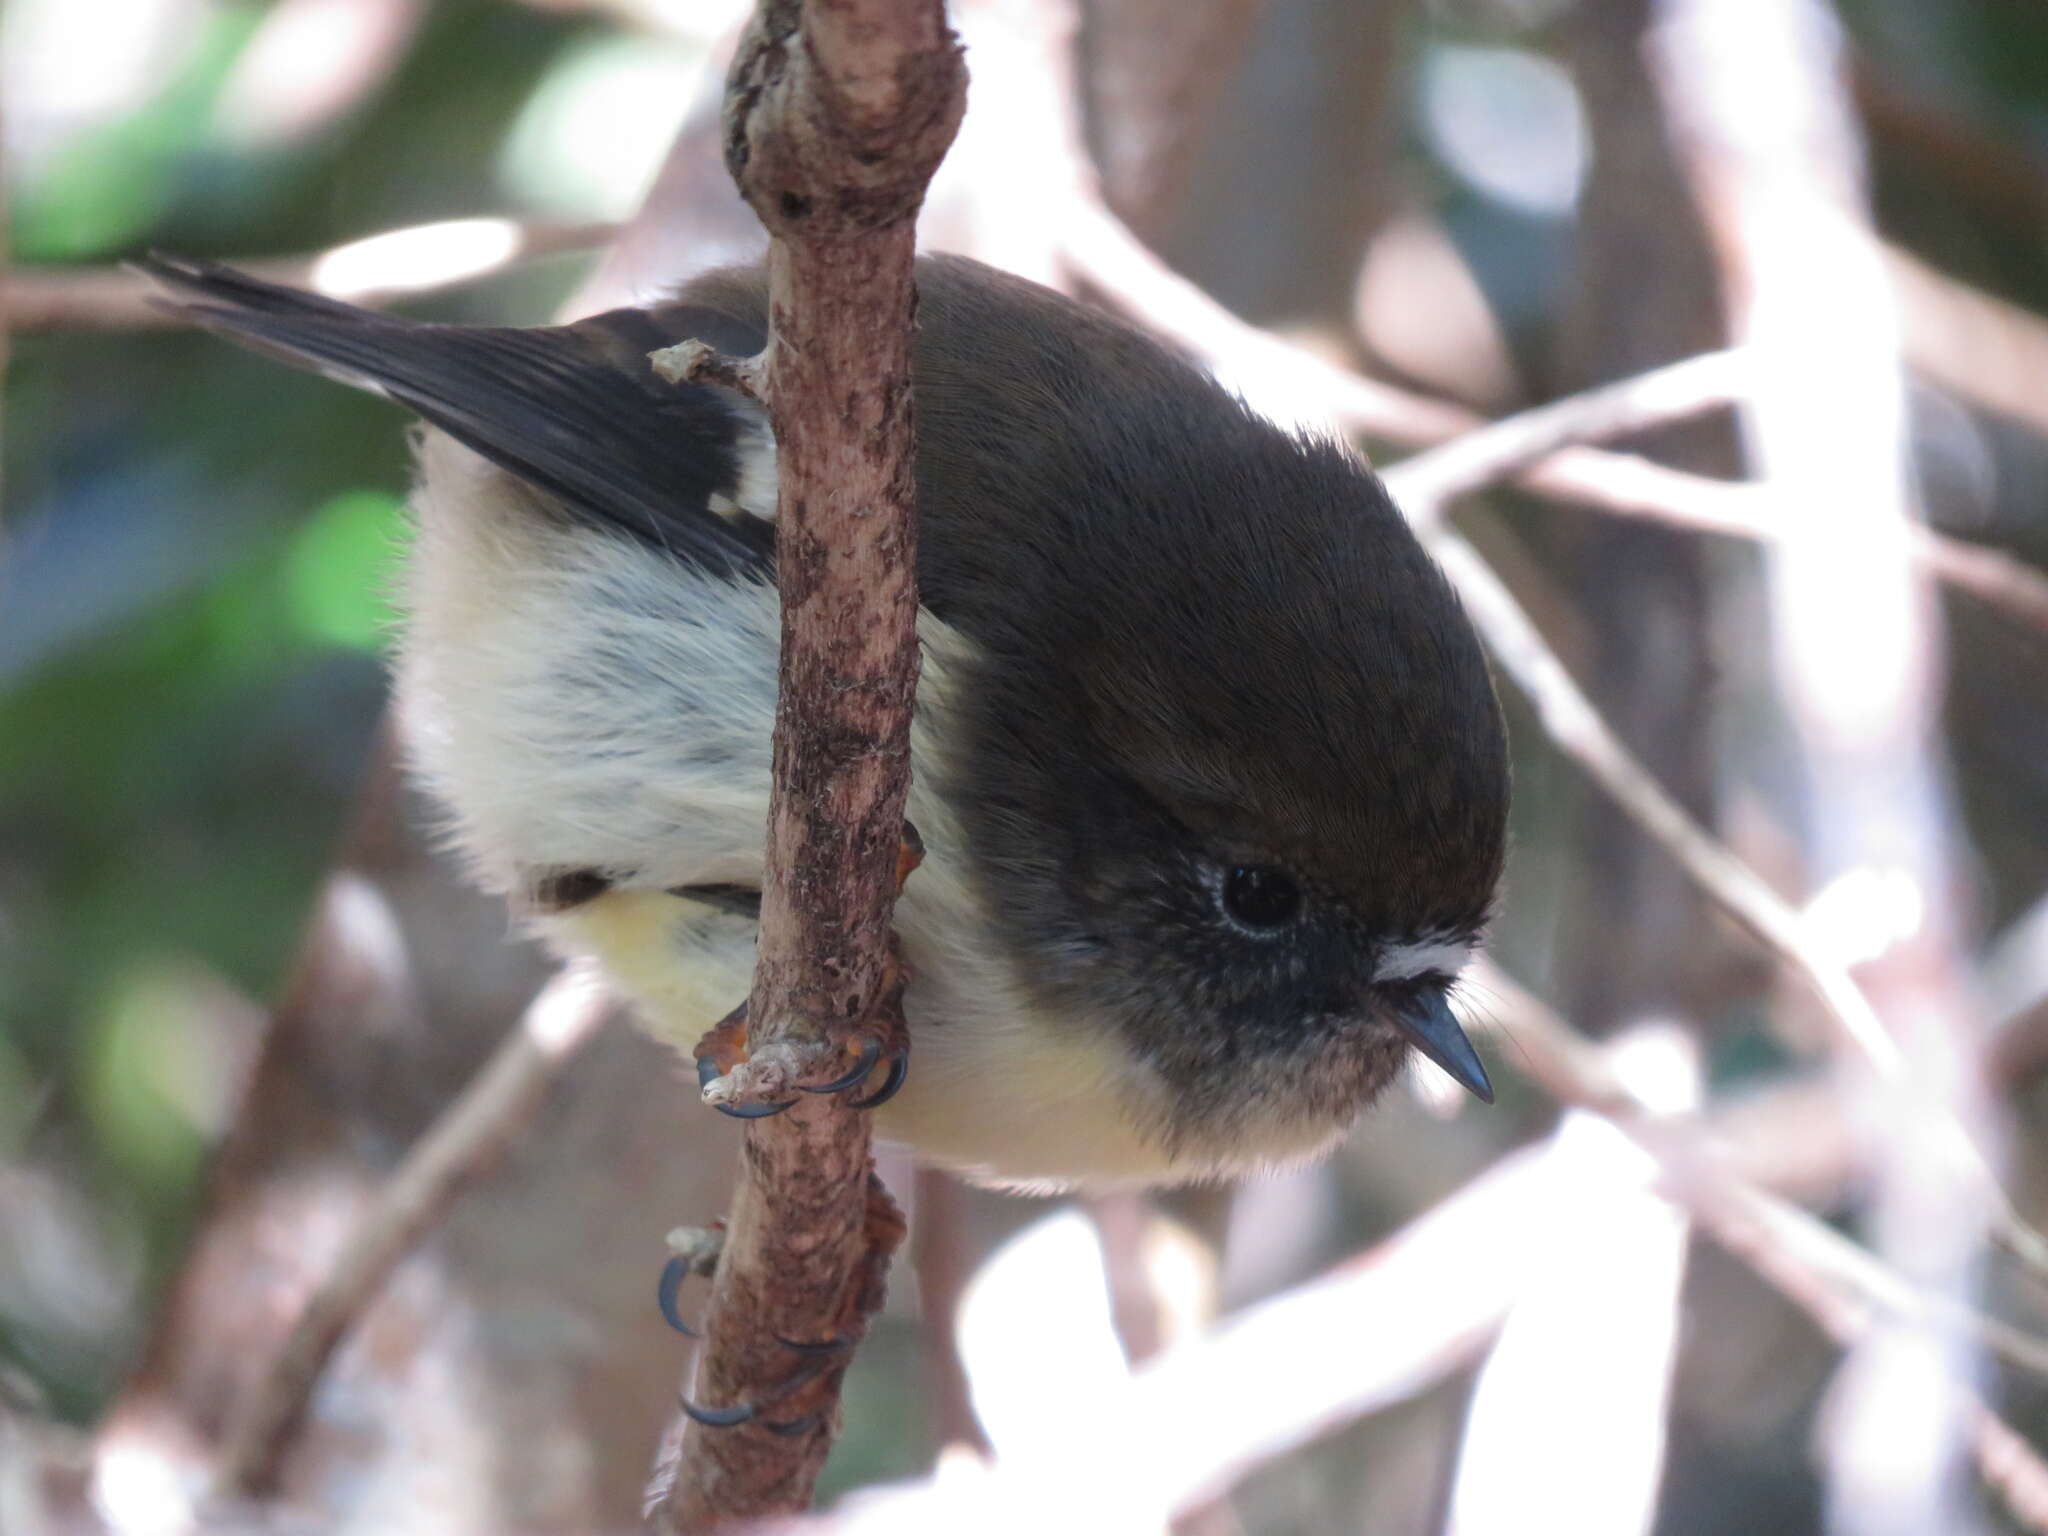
(646, 2, 966, 1528)
(909, 1169, 988, 1456)
(210, 966, 615, 1495)
(1, 218, 618, 331)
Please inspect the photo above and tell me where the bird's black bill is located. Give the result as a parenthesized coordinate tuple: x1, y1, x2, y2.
(1394, 990, 1493, 1103)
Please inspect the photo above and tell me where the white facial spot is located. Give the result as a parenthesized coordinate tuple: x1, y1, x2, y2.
(1377, 937, 1471, 983)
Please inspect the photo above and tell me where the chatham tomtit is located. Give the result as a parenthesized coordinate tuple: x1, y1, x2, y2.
(144, 252, 1509, 1190)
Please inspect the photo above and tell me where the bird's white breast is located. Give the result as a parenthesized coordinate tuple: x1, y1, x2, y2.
(390, 433, 1349, 1189)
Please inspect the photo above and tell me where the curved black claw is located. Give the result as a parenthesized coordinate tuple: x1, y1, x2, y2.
(799, 1036, 883, 1096)
(715, 1097, 797, 1120)
(847, 1048, 908, 1110)
(677, 1357, 832, 1432)
(657, 1256, 698, 1337)
(679, 1396, 756, 1428)
(774, 1332, 854, 1356)
(697, 1054, 797, 1119)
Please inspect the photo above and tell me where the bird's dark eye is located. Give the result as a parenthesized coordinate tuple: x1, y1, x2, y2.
(1222, 865, 1302, 929)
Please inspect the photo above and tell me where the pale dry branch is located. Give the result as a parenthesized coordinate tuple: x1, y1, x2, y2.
(1426, 525, 1906, 1069)
(1478, 963, 2048, 1533)
(759, 1145, 1559, 1534)
(1057, 200, 2048, 635)
(1425, 520, 2048, 1276)
(1651, 4, 1997, 1527)
(1468, 961, 2048, 1382)
(209, 966, 615, 1496)
(1388, 347, 1754, 526)
(909, 1170, 987, 1456)
(1887, 242, 2048, 443)
(753, 969, 2048, 1535)
(1971, 1406, 2048, 1535)
(1446, 1032, 1697, 1536)
(1471, 962, 2048, 1531)
(1060, 198, 1476, 443)
(647, 1, 967, 1528)
(1084, 0, 1270, 239)
(3, 218, 618, 331)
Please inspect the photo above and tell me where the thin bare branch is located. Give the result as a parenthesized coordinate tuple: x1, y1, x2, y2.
(1084, 0, 1270, 239)
(909, 1170, 987, 1456)
(1426, 525, 1905, 1071)
(211, 966, 615, 1496)
(1057, 201, 2048, 635)
(1970, 1406, 2048, 1536)
(1652, 4, 2000, 1527)
(1370, 351, 1909, 1073)
(1886, 242, 2048, 442)
(1426, 521, 2048, 1280)
(1446, 1031, 1697, 1536)
(758, 1146, 1556, 1534)
(1469, 961, 2048, 1382)
(2, 218, 618, 331)
(751, 949, 2048, 1534)
(649, 1, 967, 1527)
(1486, 960, 2048, 1534)
(1388, 348, 1753, 525)
(1061, 198, 1477, 443)
(1471, 961, 2048, 1531)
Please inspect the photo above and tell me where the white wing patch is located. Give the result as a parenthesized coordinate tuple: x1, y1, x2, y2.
(705, 406, 778, 524)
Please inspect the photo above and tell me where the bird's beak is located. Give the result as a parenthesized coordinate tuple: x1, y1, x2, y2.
(1393, 989, 1493, 1103)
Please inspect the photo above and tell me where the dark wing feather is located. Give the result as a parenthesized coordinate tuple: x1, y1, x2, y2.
(139, 254, 775, 579)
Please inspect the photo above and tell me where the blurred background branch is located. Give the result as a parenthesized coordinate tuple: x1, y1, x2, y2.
(3, 218, 620, 329)
(3, 0, 2047, 1531)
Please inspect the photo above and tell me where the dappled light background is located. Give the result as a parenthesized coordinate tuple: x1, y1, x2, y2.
(4, 0, 2048, 1532)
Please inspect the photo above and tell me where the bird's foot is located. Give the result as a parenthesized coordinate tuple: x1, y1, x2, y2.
(656, 1226, 726, 1337)
(690, 958, 910, 1119)
(658, 1244, 856, 1436)
(691, 823, 922, 1119)
(678, 1346, 845, 1435)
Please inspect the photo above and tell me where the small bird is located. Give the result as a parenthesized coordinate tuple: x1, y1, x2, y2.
(146, 252, 1509, 1190)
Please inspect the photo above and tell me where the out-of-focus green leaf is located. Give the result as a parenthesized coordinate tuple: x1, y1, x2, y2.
(9, 5, 261, 261)
(283, 489, 402, 651)
(80, 956, 221, 1193)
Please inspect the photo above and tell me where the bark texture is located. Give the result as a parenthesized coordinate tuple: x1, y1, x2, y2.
(652, 2, 966, 1528)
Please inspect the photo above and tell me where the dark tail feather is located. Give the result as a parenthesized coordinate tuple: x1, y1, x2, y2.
(140, 254, 776, 578)
(138, 252, 415, 327)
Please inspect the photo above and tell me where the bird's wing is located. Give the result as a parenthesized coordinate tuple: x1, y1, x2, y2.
(138, 254, 776, 580)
